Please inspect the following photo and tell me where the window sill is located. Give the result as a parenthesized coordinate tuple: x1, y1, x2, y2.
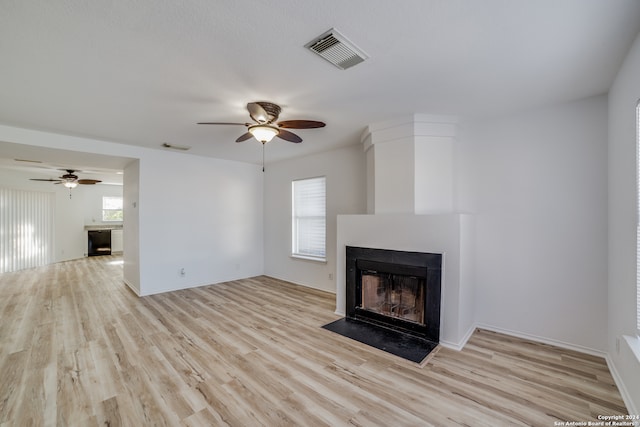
(624, 335, 640, 364)
(291, 254, 327, 263)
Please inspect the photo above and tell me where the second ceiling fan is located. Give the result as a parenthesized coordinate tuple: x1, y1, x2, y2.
(29, 169, 102, 198)
(198, 101, 325, 144)
(29, 169, 102, 187)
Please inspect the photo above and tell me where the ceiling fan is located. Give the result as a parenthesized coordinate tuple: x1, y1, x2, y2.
(30, 169, 101, 197)
(198, 101, 326, 144)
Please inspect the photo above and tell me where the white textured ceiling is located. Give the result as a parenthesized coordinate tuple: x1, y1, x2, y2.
(0, 0, 639, 168)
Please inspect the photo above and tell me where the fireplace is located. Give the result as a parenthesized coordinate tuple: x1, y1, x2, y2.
(346, 246, 442, 343)
(335, 116, 471, 351)
(360, 268, 425, 325)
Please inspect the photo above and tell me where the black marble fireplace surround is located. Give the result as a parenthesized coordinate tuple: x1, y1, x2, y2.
(346, 246, 442, 343)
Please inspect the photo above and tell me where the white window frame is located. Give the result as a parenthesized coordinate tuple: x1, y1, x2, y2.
(636, 101, 640, 337)
(102, 196, 123, 222)
(291, 176, 326, 262)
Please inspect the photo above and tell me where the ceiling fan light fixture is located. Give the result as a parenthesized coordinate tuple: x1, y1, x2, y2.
(63, 180, 78, 189)
(249, 124, 279, 143)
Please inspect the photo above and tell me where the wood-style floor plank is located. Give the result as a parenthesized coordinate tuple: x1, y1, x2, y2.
(0, 255, 629, 426)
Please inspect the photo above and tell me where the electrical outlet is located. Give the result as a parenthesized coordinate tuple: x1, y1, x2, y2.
(180, 268, 186, 277)
(328, 273, 333, 280)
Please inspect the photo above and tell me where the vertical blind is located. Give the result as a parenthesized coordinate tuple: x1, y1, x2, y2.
(0, 188, 54, 273)
(292, 176, 326, 260)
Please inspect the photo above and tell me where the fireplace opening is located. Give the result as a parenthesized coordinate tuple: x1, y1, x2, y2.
(323, 246, 442, 363)
(360, 270, 425, 326)
(347, 246, 442, 343)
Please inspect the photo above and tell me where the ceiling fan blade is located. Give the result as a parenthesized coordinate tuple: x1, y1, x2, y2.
(277, 120, 326, 129)
(235, 132, 254, 142)
(197, 122, 248, 126)
(30, 178, 62, 182)
(247, 103, 269, 123)
(77, 179, 102, 185)
(276, 129, 303, 143)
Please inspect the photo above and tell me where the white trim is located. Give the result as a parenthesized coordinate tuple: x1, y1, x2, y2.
(474, 323, 607, 358)
(635, 100, 640, 337)
(290, 254, 327, 263)
(123, 279, 141, 296)
(264, 274, 336, 295)
(439, 324, 476, 351)
(607, 351, 639, 420)
(624, 334, 640, 364)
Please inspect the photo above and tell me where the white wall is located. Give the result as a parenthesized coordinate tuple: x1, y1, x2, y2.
(414, 135, 454, 214)
(370, 138, 415, 214)
(608, 33, 640, 414)
(0, 124, 265, 296)
(264, 144, 366, 292)
(460, 95, 609, 353)
(137, 150, 264, 295)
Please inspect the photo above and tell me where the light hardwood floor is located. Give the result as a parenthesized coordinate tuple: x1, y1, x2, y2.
(0, 255, 628, 426)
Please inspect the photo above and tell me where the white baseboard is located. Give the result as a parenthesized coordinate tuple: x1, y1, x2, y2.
(474, 323, 607, 358)
(123, 279, 140, 296)
(440, 324, 476, 351)
(264, 274, 336, 295)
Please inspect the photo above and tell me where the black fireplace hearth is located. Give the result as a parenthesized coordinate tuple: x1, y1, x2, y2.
(323, 246, 442, 363)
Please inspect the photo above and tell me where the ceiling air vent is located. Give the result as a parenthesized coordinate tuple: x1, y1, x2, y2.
(305, 28, 368, 70)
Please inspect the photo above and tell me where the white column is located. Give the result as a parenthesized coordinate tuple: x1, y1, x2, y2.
(362, 114, 457, 214)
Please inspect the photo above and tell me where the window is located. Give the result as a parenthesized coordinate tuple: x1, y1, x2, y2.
(292, 176, 326, 261)
(102, 196, 123, 222)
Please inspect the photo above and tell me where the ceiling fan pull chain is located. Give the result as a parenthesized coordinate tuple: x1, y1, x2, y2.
(262, 142, 265, 172)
